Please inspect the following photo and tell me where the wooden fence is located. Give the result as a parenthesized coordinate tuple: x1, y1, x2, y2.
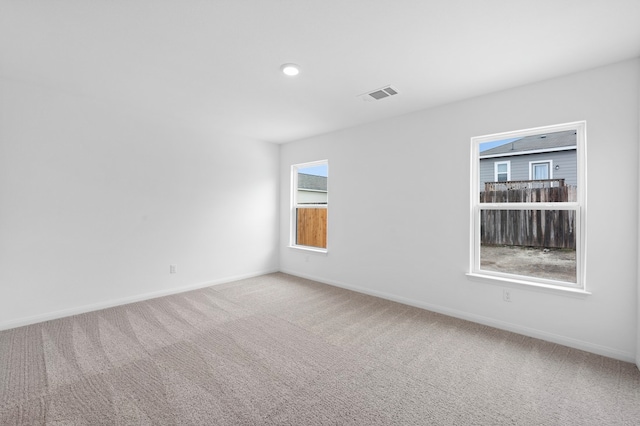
(296, 207, 327, 248)
(481, 182, 576, 203)
(481, 209, 575, 249)
(484, 178, 566, 192)
(480, 182, 576, 249)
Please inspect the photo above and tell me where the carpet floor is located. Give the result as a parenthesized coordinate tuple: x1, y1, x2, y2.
(1, 272, 639, 425)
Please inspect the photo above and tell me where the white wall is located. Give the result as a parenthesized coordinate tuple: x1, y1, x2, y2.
(0, 78, 280, 329)
(280, 58, 640, 362)
(637, 61, 640, 369)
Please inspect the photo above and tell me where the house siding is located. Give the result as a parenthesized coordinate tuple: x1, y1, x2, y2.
(297, 190, 328, 204)
(479, 150, 577, 191)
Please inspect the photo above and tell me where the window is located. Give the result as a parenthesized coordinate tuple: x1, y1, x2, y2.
(470, 122, 586, 290)
(291, 160, 328, 251)
(494, 161, 510, 182)
(530, 160, 552, 180)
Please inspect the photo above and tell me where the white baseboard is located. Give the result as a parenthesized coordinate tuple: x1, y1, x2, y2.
(0, 269, 279, 331)
(280, 269, 636, 363)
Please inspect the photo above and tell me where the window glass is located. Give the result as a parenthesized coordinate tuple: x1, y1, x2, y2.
(479, 130, 577, 204)
(496, 163, 509, 181)
(292, 161, 328, 250)
(480, 209, 576, 283)
(471, 123, 585, 289)
(296, 165, 328, 205)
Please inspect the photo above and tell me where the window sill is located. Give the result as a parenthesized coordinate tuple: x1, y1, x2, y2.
(466, 272, 591, 296)
(288, 245, 328, 255)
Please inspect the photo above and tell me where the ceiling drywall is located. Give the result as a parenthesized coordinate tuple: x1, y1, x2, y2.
(1, 0, 639, 143)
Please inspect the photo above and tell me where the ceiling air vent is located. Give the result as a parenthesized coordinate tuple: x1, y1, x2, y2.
(360, 86, 399, 101)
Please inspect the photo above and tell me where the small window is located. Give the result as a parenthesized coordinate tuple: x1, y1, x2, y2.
(470, 122, 586, 290)
(530, 160, 552, 180)
(494, 161, 510, 182)
(291, 161, 328, 251)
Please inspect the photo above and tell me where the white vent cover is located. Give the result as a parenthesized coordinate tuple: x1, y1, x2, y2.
(359, 85, 399, 101)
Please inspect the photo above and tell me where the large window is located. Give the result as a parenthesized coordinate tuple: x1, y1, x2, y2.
(470, 122, 586, 290)
(291, 160, 328, 251)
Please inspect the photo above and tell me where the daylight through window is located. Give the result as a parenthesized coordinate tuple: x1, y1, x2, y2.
(470, 122, 586, 290)
(291, 161, 328, 251)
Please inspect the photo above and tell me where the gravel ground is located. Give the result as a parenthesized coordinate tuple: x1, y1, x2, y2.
(480, 244, 576, 283)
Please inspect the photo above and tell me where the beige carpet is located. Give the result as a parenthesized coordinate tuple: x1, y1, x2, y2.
(1, 273, 639, 425)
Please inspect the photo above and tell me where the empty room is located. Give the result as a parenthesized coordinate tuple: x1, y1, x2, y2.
(2, 1, 640, 424)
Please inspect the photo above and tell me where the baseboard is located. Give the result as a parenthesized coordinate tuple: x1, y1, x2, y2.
(280, 269, 636, 363)
(0, 269, 279, 331)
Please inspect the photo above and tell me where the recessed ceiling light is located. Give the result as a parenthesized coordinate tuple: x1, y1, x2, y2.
(281, 63, 300, 76)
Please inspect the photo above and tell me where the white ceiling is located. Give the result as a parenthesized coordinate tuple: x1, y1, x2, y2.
(2, 1, 639, 143)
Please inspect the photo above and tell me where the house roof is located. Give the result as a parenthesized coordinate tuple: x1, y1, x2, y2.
(299, 174, 327, 191)
(480, 130, 576, 158)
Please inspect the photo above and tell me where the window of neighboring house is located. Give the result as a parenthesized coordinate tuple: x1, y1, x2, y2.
(469, 122, 586, 292)
(291, 160, 328, 251)
(530, 160, 552, 180)
(495, 161, 510, 182)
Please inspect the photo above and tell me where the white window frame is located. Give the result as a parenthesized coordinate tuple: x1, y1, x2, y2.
(494, 161, 511, 182)
(529, 160, 553, 180)
(290, 160, 328, 253)
(468, 122, 587, 293)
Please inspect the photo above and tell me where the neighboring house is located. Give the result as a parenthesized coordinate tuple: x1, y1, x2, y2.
(297, 173, 328, 204)
(479, 130, 577, 191)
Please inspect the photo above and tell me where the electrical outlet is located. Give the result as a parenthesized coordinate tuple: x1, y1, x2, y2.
(170, 264, 177, 274)
(503, 289, 511, 302)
